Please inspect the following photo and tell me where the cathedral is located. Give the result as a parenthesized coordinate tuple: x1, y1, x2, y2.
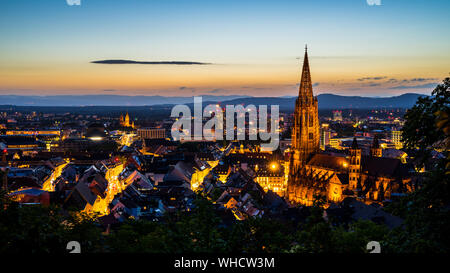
(120, 112, 135, 128)
(287, 47, 415, 206)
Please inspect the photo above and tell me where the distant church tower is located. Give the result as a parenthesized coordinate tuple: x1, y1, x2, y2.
(120, 112, 135, 128)
(349, 137, 361, 192)
(124, 112, 130, 126)
(290, 46, 320, 174)
(371, 134, 382, 157)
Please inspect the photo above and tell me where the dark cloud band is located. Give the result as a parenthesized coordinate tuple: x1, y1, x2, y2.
(91, 59, 212, 65)
(389, 83, 438, 89)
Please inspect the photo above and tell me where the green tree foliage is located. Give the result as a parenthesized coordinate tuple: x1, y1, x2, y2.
(0, 194, 103, 253)
(106, 197, 227, 253)
(385, 78, 450, 253)
(289, 201, 388, 253)
(402, 77, 449, 166)
(1, 190, 392, 253)
(225, 217, 293, 253)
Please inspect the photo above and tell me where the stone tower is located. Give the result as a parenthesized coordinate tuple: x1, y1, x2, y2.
(290, 46, 320, 174)
(349, 137, 361, 191)
(125, 112, 130, 127)
(371, 134, 382, 157)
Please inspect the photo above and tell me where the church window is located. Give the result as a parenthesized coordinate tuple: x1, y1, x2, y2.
(309, 133, 313, 139)
(309, 115, 314, 127)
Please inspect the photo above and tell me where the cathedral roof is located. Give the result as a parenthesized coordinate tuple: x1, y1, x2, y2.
(336, 173, 349, 185)
(307, 153, 348, 170)
(361, 156, 408, 178)
(303, 152, 411, 179)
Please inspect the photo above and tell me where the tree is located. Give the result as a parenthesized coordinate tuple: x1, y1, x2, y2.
(289, 201, 388, 253)
(106, 196, 226, 253)
(0, 191, 103, 253)
(385, 78, 450, 253)
(402, 77, 449, 167)
(225, 217, 292, 253)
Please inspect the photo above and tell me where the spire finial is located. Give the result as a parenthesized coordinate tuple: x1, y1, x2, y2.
(305, 44, 307, 52)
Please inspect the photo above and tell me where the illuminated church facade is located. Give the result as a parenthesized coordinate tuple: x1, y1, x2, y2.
(120, 112, 135, 128)
(287, 47, 415, 206)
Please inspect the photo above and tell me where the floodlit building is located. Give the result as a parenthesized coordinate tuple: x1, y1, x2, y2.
(391, 128, 403, 149)
(137, 128, 166, 139)
(288, 47, 415, 206)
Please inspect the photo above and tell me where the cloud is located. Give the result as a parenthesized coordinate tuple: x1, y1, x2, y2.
(357, 76, 387, 81)
(387, 78, 398, 83)
(401, 78, 438, 83)
(205, 88, 225, 94)
(91, 59, 212, 65)
(390, 83, 438, 90)
(178, 86, 197, 93)
(312, 82, 320, 87)
(102, 89, 117, 92)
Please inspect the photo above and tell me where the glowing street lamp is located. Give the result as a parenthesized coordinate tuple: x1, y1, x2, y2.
(270, 162, 278, 170)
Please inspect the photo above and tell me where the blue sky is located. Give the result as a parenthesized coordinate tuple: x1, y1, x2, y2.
(0, 0, 449, 96)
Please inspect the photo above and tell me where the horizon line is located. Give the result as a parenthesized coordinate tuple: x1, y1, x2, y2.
(0, 92, 428, 99)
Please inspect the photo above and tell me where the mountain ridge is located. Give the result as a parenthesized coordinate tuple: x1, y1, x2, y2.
(0, 93, 427, 109)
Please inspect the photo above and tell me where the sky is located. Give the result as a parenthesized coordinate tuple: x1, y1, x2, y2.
(0, 0, 449, 97)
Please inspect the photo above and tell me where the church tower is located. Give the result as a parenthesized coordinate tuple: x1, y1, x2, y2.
(371, 134, 382, 157)
(290, 46, 320, 174)
(349, 137, 361, 192)
(124, 112, 130, 127)
(119, 114, 124, 126)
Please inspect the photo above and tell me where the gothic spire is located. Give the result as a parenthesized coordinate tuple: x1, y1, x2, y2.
(351, 137, 359, 149)
(372, 134, 380, 149)
(298, 45, 313, 103)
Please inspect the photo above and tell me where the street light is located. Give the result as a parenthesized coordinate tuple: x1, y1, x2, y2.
(270, 162, 278, 170)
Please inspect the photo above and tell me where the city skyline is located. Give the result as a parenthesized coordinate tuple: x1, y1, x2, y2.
(1, 0, 449, 97)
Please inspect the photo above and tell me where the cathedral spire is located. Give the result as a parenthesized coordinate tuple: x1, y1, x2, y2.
(289, 45, 320, 204)
(351, 137, 359, 149)
(372, 134, 380, 149)
(298, 45, 313, 104)
(371, 134, 382, 157)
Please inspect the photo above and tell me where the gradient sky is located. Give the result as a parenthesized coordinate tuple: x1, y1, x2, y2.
(0, 0, 449, 97)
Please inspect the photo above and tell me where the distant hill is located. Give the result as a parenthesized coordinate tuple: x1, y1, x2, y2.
(0, 95, 248, 107)
(316, 93, 427, 109)
(0, 93, 427, 109)
(207, 93, 427, 110)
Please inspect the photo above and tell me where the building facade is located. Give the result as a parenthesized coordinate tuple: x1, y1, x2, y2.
(137, 128, 166, 140)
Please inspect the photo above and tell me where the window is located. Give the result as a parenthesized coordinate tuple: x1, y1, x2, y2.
(309, 133, 313, 139)
(309, 115, 314, 127)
